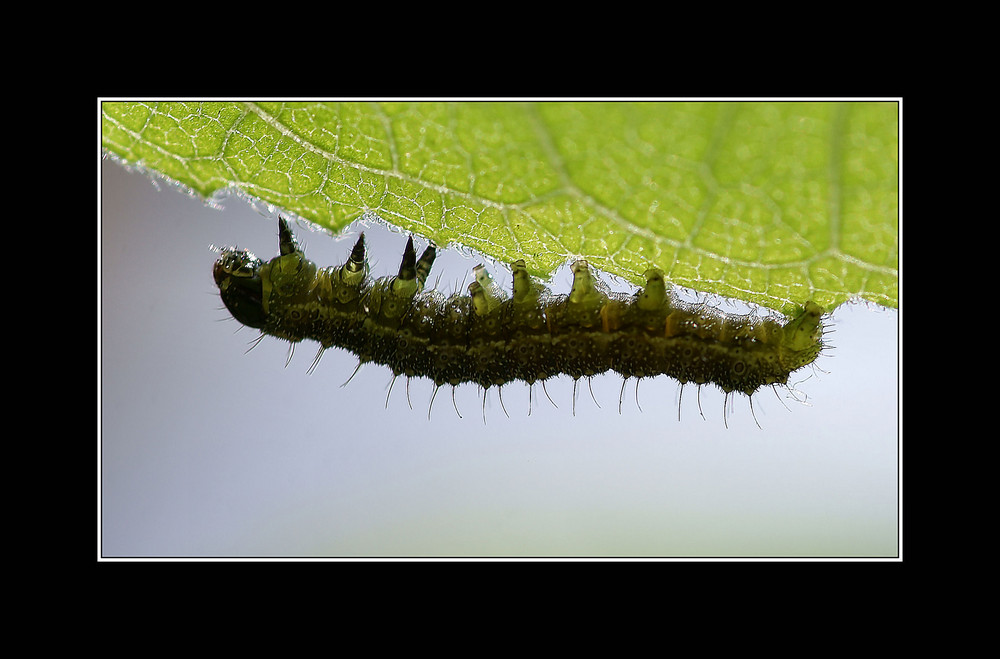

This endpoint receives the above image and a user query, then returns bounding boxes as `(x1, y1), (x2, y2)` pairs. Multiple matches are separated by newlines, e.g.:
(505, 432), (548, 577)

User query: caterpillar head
(214, 248), (267, 329)
(214, 217), (318, 330)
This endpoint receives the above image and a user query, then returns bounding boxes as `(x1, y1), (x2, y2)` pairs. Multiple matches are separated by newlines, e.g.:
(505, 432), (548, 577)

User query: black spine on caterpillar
(214, 218), (826, 396)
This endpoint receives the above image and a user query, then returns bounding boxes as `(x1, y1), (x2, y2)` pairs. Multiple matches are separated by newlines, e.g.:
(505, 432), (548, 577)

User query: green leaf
(102, 100), (898, 314)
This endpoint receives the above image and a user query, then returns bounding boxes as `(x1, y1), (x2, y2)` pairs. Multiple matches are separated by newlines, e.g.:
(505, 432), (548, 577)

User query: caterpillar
(213, 217), (826, 420)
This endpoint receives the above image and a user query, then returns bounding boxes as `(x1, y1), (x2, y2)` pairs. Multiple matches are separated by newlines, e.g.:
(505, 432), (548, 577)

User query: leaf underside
(102, 100), (898, 316)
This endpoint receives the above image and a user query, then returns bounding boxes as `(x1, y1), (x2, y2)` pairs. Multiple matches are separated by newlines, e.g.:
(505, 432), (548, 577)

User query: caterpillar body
(214, 218), (826, 409)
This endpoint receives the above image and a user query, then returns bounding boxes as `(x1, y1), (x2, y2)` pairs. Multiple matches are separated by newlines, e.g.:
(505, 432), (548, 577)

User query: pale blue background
(99, 159), (899, 558)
